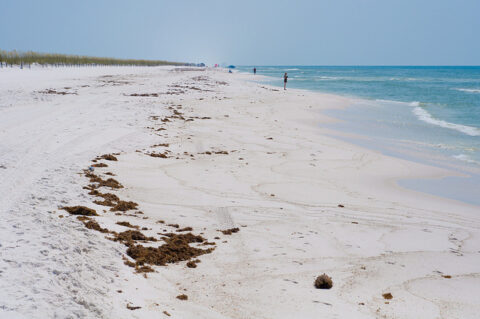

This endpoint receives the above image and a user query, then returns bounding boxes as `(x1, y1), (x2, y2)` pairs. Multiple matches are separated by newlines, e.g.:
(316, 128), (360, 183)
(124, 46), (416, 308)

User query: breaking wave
(454, 88), (480, 93)
(413, 107), (480, 137)
(453, 154), (480, 165)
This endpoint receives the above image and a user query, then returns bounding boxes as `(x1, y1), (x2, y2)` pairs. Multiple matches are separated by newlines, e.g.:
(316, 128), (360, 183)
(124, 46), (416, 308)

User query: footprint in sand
(215, 207), (236, 230)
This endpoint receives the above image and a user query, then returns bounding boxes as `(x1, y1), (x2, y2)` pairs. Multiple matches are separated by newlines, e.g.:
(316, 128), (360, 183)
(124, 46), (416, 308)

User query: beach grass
(0, 49), (186, 67)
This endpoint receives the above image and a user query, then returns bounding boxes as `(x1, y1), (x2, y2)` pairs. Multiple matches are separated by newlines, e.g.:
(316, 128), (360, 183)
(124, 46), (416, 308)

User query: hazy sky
(1, 0), (479, 65)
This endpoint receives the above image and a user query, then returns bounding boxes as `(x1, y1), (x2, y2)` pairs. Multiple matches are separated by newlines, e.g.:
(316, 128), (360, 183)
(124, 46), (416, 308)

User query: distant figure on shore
(253, 67), (256, 75)
(283, 72), (288, 90)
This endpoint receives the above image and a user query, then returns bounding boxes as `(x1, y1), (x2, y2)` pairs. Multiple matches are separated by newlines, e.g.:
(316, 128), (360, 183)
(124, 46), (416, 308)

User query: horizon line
(237, 65), (480, 67)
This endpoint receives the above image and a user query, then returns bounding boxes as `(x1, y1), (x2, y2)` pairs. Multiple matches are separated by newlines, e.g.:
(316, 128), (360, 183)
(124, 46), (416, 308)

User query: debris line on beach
(220, 227), (240, 235)
(62, 206), (98, 216)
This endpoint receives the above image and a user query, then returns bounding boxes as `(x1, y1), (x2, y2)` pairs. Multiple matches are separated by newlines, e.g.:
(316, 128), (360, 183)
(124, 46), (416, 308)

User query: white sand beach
(1, 66), (479, 319)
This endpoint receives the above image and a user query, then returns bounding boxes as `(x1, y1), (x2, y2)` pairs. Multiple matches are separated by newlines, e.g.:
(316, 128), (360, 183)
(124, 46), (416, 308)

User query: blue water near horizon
(238, 66), (480, 205)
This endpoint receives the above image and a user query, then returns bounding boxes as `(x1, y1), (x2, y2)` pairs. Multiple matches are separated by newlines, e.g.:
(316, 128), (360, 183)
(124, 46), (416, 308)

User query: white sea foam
(409, 101), (420, 107)
(454, 88), (480, 93)
(413, 107), (480, 137)
(374, 99), (421, 107)
(314, 75), (341, 80)
(375, 98), (404, 104)
(388, 77), (421, 81)
(453, 154), (480, 165)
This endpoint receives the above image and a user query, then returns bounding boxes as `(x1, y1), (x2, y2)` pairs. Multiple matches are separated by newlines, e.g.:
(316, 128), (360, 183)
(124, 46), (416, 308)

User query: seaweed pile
(61, 152), (227, 276)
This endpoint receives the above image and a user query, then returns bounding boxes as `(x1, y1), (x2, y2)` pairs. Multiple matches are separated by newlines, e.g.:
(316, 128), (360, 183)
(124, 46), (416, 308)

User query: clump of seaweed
(75, 216), (110, 233)
(126, 304), (141, 310)
(99, 154), (118, 161)
(114, 230), (158, 244)
(117, 221), (140, 229)
(92, 163), (108, 168)
(149, 152), (168, 158)
(62, 206), (98, 216)
(136, 265), (154, 273)
(161, 232), (205, 243)
(89, 189), (119, 198)
(186, 259), (200, 268)
(123, 256), (136, 267)
(99, 178), (123, 189)
(382, 293), (393, 300)
(92, 192), (120, 207)
(151, 143), (170, 148)
(85, 171), (123, 189)
(314, 274), (333, 289)
(176, 294), (188, 301)
(76, 216), (91, 222)
(126, 233), (213, 267)
(111, 200), (138, 212)
(177, 227), (193, 232)
(220, 228), (240, 235)
(84, 219), (110, 233)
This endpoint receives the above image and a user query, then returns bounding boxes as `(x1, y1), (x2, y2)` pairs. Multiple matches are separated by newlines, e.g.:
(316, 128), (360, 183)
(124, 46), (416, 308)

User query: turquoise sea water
(238, 66), (480, 205)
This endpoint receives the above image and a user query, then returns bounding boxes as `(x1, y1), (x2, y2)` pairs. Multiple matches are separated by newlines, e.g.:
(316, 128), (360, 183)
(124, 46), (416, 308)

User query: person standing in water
(283, 72), (288, 90)
(253, 67), (256, 75)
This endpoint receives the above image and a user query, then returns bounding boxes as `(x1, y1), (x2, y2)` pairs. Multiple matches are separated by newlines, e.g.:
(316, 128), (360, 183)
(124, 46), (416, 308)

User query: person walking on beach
(253, 67), (256, 75)
(283, 72), (288, 90)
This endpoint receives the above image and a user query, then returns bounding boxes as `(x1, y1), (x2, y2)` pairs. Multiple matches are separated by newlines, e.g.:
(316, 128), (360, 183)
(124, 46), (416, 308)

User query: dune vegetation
(0, 49), (186, 67)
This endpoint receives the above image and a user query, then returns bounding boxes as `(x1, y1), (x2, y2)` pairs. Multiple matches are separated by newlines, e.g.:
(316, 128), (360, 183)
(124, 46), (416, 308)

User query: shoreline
(319, 100), (480, 207)
(237, 69), (480, 206)
(1, 66), (479, 318)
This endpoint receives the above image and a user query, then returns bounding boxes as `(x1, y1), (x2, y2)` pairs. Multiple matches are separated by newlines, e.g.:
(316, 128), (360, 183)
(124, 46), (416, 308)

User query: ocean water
(238, 66), (480, 205)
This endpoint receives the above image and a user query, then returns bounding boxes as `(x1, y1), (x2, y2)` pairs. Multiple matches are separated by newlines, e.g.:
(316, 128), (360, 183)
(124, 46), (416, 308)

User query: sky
(1, 0), (479, 66)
